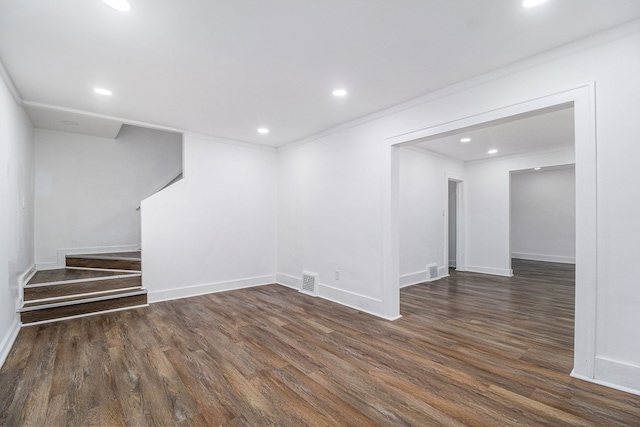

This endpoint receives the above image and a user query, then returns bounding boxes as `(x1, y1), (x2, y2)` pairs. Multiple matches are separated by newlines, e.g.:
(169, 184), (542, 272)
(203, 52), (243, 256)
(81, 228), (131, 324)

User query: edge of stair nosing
(65, 266), (142, 273)
(19, 290), (147, 312)
(21, 304), (150, 326)
(25, 273), (141, 288)
(66, 255), (141, 261)
(24, 286), (145, 306)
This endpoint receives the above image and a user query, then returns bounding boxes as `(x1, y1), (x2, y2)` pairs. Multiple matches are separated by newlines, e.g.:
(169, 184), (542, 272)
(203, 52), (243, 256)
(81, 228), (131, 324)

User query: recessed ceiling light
(94, 87), (113, 96)
(257, 128), (269, 134)
(488, 149), (498, 154)
(103, 0), (131, 12)
(460, 137), (471, 143)
(332, 89), (347, 97)
(522, 0), (548, 8)
(62, 120), (79, 126)
(534, 167), (542, 171)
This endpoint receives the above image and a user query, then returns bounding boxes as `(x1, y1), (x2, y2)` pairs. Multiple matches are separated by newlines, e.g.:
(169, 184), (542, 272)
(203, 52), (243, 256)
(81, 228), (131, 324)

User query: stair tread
(21, 294), (148, 324)
(67, 251), (141, 261)
(24, 275), (142, 301)
(22, 288), (146, 309)
(27, 268), (128, 285)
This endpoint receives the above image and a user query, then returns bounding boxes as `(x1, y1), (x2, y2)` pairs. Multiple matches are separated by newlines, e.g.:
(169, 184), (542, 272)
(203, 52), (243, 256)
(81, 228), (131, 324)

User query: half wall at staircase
(34, 125), (182, 268)
(141, 133), (277, 302)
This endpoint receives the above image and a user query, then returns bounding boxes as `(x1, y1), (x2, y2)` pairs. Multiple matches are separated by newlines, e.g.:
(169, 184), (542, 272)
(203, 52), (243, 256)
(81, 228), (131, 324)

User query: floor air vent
(300, 271), (318, 296)
(426, 263), (439, 281)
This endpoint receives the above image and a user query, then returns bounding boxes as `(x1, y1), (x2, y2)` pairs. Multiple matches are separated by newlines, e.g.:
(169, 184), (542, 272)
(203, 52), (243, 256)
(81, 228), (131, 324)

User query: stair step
(20, 291), (147, 324)
(24, 275), (142, 301)
(66, 254), (141, 271)
(28, 268), (125, 285)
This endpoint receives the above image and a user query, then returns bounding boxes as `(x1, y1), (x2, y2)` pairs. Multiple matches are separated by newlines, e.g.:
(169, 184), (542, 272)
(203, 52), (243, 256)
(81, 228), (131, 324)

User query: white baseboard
(17, 264), (36, 310)
(36, 244), (141, 270)
(275, 273), (300, 290)
(465, 265), (513, 277)
(512, 252), (576, 264)
(571, 356), (640, 397)
(148, 274), (276, 303)
(276, 272), (396, 320)
(400, 270), (427, 288)
(449, 259), (456, 268)
(0, 318), (20, 369)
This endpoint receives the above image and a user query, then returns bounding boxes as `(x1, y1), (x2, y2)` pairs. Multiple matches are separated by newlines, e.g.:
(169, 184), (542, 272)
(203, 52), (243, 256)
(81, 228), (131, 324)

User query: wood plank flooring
(2, 260), (640, 426)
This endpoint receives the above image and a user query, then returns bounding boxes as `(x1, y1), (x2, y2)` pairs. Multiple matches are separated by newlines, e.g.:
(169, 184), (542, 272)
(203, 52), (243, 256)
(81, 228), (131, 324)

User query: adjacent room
(2, 0), (640, 425)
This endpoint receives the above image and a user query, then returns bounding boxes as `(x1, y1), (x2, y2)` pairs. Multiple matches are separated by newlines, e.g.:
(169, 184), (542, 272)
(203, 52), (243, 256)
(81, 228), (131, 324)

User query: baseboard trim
(36, 244), (141, 270)
(465, 265), (513, 277)
(276, 272), (394, 320)
(17, 264), (36, 311)
(0, 318), (20, 369)
(512, 252), (576, 264)
(400, 270), (427, 288)
(148, 275), (277, 303)
(571, 357), (640, 397)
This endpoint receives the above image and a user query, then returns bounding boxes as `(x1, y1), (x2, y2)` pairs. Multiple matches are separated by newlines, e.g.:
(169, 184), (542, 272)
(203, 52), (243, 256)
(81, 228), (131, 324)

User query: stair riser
(21, 294), (147, 324)
(24, 276), (142, 301)
(66, 258), (141, 271)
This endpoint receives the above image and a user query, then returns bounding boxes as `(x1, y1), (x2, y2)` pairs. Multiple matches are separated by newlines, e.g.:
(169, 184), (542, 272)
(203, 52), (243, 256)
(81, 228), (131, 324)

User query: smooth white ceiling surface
(25, 105), (124, 139)
(414, 106), (575, 162)
(1, 1), (640, 146)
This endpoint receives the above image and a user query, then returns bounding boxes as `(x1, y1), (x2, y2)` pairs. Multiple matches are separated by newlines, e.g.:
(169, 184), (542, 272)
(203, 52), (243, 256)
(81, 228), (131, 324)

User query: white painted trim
(36, 244), (141, 270)
(449, 259), (456, 268)
(279, 19), (640, 152)
(512, 252), (575, 264)
(66, 266), (141, 274)
(0, 57), (22, 104)
(317, 283), (399, 321)
(400, 270), (427, 288)
(0, 318), (20, 369)
(21, 304), (150, 327)
(22, 101), (184, 135)
(147, 275), (277, 303)
(278, 272), (399, 320)
(17, 264), (36, 311)
(25, 273), (141, 288)
(402, 145), (465, 165)
(465, 265), (514, 277)
(185, 132), (278, 153)
(571, 357), (640, 397)
(465, 146), (575, 166)
(275, 273), (300, 290)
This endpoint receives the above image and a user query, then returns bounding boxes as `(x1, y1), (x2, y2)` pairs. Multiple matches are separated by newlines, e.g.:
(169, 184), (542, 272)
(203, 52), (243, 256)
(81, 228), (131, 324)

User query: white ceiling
(1, 1), (640, 147)
(413, 104), (575, 162)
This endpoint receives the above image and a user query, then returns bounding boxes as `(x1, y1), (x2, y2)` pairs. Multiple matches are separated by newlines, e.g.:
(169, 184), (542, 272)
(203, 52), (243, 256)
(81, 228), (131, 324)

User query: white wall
(511, 166), (576, 264)
(141, 134), (277, 302)
(0, 65), (34, 366)
(398, 147), (464, 287)
(464, 149), (575, 276)
(278, 25), (640, 392)
(34, 125), (182, 267)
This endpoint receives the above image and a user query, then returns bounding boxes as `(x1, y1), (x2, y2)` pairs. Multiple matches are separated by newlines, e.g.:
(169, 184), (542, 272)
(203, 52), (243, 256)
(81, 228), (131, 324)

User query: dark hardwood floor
(1, 260), (639, 426)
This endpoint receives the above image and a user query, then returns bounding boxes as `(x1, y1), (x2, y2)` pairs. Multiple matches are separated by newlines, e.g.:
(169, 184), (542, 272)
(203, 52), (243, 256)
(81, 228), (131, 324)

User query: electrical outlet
(335, 270), (340, 280)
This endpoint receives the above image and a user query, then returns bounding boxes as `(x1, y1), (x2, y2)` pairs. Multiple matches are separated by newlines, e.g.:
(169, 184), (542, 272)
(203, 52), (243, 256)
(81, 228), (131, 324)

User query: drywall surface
(34, 125), (182, 266)
(279, 27), (640, 391)
(399, 147), (464, 286)
(0, 69), (33, 365)
(511, 166), (576, 263)
(465, 150), (576, 276)
(141, 134), (277, 302)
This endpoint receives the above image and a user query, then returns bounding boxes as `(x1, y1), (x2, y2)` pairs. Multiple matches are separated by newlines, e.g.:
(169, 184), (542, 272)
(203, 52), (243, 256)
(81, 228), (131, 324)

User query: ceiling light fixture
(534, 167), (542, 170)
(103, 0), (131, 12)
(257, 128), (269, 134)
(62, 120), (79, 126)
(94, 87), (113, 96)
(332, 89), (347, 97)
(522, 0), (548, 8)
(488, 149), (498, 154)
(460, 137), (471, 143)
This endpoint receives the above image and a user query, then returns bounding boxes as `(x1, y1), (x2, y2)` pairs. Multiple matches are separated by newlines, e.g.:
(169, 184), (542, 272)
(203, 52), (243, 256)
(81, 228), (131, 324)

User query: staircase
(20, 251), (147, 325)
